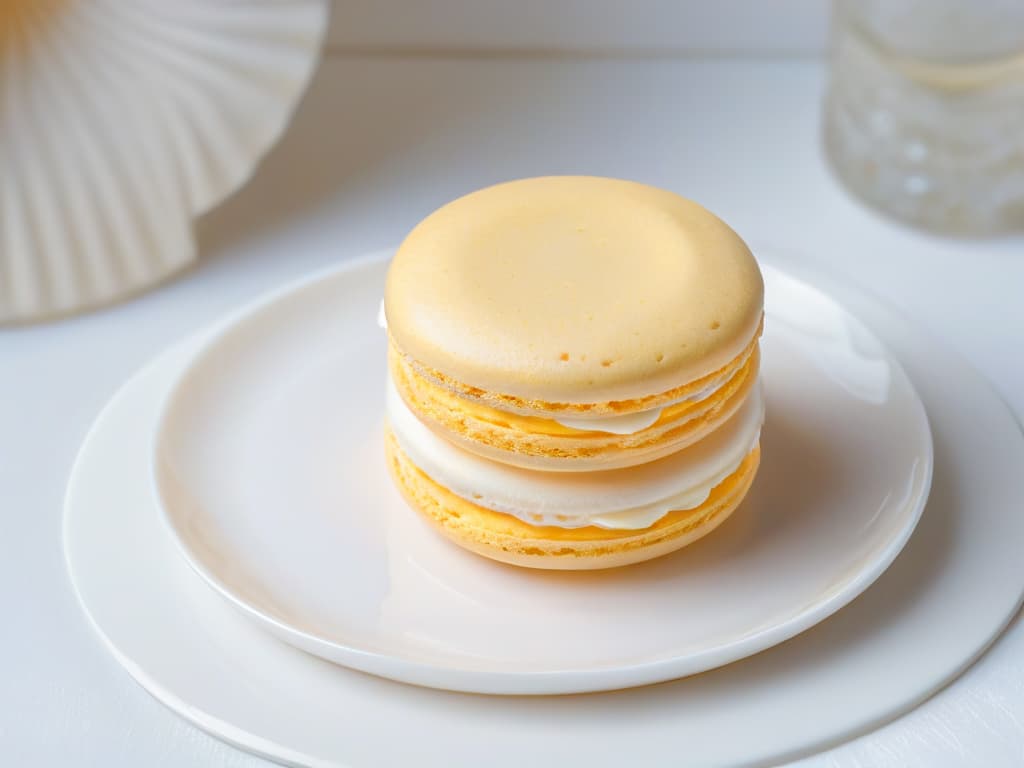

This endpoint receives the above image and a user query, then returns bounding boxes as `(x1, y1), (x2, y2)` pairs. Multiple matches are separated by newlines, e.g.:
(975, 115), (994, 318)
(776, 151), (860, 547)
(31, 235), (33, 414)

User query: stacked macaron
(383, 176), (765, 569)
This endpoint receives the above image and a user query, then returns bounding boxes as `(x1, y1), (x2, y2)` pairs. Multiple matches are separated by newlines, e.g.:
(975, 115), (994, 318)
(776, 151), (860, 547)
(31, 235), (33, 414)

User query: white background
(4, 2), (1024, 766)
(327, 0), (830, 54)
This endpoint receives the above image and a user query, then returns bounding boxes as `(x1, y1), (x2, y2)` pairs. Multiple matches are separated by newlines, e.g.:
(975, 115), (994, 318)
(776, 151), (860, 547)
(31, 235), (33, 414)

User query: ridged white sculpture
(0, 0), (328, 323)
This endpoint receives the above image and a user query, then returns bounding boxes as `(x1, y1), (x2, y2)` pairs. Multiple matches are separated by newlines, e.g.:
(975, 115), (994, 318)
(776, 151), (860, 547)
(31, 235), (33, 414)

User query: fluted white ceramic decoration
(0, 0), (328, 323)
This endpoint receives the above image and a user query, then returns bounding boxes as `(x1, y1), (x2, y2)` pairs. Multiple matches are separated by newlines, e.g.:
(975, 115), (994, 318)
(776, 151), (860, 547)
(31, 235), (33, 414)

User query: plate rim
(150, 252), (934, 695)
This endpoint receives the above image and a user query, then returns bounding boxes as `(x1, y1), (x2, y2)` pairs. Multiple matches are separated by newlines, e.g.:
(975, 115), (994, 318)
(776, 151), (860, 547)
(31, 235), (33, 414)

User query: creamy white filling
(387, 375), (764, 530)
(553, 409), (663, 435)
(549, 364), (740, 435)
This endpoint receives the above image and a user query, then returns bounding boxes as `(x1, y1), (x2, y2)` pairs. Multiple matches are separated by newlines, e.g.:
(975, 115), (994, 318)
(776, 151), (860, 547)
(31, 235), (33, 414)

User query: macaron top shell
(385, 176), (763, 404)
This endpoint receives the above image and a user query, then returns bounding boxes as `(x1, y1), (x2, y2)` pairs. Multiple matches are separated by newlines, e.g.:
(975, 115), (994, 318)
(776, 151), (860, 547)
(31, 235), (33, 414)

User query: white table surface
(4, 54), (1024, 767)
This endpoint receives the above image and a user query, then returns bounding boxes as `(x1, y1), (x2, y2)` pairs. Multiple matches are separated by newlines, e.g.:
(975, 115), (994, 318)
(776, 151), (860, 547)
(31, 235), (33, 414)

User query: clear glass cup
(823, 0), (1024, 234)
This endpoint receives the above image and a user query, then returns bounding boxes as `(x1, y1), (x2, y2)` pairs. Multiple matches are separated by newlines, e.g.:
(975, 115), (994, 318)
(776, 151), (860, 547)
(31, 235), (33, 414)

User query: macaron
(382, 177), (765, 569)
(385, 373), (763, 569)
(384, 176), (764, 471)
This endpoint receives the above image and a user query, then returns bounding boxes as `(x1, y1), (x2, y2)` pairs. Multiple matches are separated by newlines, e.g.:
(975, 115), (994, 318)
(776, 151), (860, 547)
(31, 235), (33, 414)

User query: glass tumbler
(823, 0), (1024, 234)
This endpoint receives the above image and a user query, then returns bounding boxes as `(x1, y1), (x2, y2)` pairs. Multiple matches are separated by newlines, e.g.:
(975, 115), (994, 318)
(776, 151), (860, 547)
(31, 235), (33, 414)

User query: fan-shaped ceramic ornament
(0, 0), (329, 323)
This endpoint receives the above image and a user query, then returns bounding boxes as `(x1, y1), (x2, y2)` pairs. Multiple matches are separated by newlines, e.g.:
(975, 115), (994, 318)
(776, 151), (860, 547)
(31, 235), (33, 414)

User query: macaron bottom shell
(385, 428), (760, 570)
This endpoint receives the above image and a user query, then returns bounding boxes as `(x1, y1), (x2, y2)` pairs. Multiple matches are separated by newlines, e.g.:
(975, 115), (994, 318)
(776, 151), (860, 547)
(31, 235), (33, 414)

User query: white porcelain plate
(152, 254), (932, 695)
(66, 252), (1024, 767)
